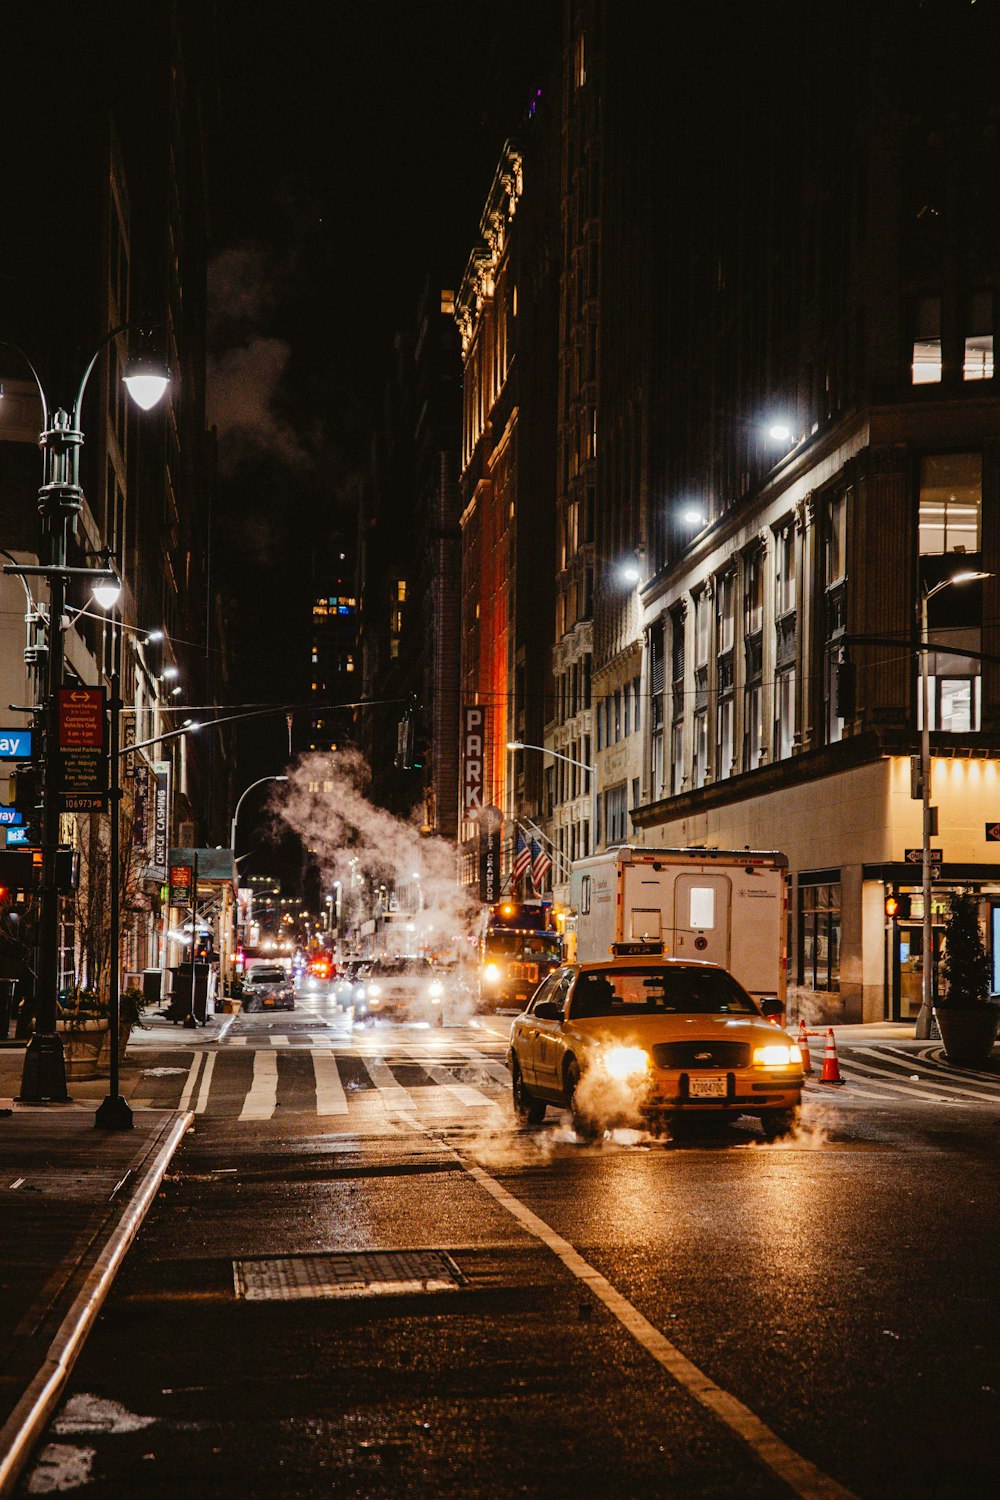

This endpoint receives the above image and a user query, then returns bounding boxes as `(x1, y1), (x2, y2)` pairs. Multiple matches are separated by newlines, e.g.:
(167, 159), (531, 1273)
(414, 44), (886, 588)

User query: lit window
(912, 295), (942, 384)
(918, 453), (981, 554)
(396, 580), (407, 602)
(574, 30), (586, 87)
(441, 289), (455, 316)
(964, 292), (993, 381)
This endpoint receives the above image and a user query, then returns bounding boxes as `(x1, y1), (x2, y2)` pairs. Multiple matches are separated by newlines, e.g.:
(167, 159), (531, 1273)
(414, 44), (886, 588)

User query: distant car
(353, 957), (448, 1025)
(242, 963), (295, 1013)
(508, 958), (803, 1138)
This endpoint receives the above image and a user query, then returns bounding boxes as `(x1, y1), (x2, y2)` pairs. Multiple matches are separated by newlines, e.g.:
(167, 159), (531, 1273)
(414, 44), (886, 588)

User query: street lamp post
(230, 774), (289, 857)
(2, 331), (168, 1104)
(229, 774), (288, 986)
(506, 740), (593, 882)
(913, 570), (991, 1040)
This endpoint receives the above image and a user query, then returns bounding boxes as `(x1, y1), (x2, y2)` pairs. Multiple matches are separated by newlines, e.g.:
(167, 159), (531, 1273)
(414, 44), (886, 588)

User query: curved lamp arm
(0, 338), (49, 429)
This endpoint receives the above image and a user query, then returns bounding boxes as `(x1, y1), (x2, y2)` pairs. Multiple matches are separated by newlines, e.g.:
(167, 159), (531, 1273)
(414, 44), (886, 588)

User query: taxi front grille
(652, 1040), (751, 1069)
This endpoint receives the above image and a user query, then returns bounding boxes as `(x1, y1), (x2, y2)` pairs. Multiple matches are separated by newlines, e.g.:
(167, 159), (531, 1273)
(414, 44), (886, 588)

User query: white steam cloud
(274, 749), (479, 963)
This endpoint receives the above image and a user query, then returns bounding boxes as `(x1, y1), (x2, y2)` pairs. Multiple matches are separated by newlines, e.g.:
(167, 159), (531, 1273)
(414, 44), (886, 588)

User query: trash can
(169, 964), (210, 1024)
(0, 979), (16, 1040)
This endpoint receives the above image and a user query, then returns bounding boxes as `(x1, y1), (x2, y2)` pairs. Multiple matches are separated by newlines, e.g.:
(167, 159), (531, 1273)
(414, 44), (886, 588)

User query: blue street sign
(0, 808), (24, 826)
(6, 827), (30, 845)
(0, 730), (32, 759)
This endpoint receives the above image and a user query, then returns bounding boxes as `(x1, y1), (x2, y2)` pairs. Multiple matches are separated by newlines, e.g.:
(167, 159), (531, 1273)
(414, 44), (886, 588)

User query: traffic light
(10, 764), (38, 814)
(885, 889), (899, 919)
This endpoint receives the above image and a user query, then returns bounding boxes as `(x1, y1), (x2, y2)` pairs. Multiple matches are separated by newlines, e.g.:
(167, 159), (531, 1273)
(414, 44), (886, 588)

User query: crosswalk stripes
(137, 1037), (999, 1121)
(312, 1050), (348, 1115)
(239, 1050), (278, 1120)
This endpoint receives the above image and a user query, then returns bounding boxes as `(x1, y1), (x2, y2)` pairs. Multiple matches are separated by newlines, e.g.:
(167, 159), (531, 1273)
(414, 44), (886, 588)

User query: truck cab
(478, 899), (563, 1011)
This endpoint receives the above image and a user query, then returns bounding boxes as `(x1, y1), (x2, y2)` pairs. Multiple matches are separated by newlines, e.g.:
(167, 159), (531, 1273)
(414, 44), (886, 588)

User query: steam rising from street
(274, 749), (479, 961)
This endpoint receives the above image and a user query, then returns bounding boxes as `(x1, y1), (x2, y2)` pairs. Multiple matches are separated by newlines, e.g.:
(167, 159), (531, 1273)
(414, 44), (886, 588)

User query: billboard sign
(478, 804), (503, 904)
(462, 705), (486, 814)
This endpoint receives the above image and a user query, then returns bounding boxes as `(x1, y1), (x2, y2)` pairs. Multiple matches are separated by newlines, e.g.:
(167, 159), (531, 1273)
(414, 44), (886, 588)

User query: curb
(0, 1110), (194, 1498)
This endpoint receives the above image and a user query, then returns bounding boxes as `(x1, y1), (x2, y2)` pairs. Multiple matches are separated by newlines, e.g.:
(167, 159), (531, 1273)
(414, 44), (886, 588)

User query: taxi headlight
(428, 980), (444, 999)
(483, 963), (501, 985)
(602, 1045), (650, 1079)
(368, 982), (382, 997)
(753, 1043), (802, 1068)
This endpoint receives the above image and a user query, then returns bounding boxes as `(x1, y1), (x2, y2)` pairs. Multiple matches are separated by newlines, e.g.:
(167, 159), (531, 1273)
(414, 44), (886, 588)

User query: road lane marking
(442, 1042), (512, 1087)
(312, 1051), (348, 1115)
(269, 1035), (289, 1047)
(859, 1046), (1000, 1098)
(462, 1160), (857, 1500)
(178, 1053), (203, 1112)
(227, 1034), (248, 1046)
(239, 1051), (278, 1121)
(401, 1047), (501, 1109)
(361, 1056), (418, 1112)
(195, 1053), (215, 1114)
(840, 1056), (993, 1105)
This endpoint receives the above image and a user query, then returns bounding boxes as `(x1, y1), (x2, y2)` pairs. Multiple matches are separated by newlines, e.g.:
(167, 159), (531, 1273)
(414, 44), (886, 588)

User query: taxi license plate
(264, 998), (276, 1007)
(689, 1076), (727, 1099)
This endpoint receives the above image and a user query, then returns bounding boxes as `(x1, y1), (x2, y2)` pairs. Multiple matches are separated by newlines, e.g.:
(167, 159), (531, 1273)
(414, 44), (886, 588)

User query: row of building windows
(912, 292), (994, 385)
(595, 676), (641, 750)
(648, 450), (985, 800)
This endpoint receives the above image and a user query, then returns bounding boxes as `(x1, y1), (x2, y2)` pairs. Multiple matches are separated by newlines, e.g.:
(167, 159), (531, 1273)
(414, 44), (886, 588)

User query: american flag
(530, 837), (552, 892)
(511, 828), (532, 883)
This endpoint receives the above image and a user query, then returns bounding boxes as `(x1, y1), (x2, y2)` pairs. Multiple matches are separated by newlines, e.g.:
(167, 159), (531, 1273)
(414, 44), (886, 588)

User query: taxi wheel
(511, 1061), (546, 1126)
(760, 1108), (800, 1141)
(564, 1059), (600, 1141)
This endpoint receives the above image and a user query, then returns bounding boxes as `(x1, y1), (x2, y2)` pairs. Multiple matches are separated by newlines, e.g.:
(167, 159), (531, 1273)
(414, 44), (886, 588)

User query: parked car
(242, 963), (295, 1013)
(508, 958), (804, 1138)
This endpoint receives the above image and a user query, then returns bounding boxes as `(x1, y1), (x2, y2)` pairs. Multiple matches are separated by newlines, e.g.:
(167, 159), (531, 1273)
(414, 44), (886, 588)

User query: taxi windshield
(568, 966), (758, 1018)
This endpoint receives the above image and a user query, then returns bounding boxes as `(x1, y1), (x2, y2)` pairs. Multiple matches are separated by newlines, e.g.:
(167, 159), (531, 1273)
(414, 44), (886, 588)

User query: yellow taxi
(509, 956), (803, 1138)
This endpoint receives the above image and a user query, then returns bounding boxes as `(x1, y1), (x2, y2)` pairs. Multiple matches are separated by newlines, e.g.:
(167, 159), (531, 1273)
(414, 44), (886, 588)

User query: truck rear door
(673, 873), (732, 968)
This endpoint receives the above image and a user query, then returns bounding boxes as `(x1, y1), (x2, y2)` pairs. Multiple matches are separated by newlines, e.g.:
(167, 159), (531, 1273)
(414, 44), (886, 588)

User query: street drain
(232, 1249), (466, 1301)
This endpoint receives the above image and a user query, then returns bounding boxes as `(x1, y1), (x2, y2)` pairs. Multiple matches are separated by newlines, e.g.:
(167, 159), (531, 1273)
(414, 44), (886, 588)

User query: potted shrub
(934, 891), (999, 1067)
(56, 988), (108, 1080)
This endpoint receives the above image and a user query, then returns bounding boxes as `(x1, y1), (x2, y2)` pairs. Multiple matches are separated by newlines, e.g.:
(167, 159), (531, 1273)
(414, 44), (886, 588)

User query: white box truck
(568, 846), (788, 1007)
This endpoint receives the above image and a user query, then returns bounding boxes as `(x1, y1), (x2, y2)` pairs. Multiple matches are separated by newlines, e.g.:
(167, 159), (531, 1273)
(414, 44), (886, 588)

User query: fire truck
(478, 898), (563, 1011)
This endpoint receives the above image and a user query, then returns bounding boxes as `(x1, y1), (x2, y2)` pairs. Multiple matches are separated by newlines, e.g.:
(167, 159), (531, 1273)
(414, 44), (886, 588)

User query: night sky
(211, 1), (559, 876)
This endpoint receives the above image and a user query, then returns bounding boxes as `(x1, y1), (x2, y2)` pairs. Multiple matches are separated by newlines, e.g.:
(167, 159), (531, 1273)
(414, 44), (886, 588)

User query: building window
(670, 721), (684, 796)
(912, 295), (942, 384)
(775, 669), (795, 760)
(605, 782), (628, 844)
(633, 676), (641, 732)
(596, 698), (604, 751)
(918, 453), (982, 554)
(799, 881), (841, 991)
(692, 709), (708, 789)
(823, 492), (849, 745)
(716, 570), (735, 654)
(964, 292), (993, 382)
(716, 696), (733, 781)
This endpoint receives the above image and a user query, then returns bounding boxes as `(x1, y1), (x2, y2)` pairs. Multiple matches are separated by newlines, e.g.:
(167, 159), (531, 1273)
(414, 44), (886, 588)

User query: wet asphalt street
(17, 991), (1000, 1500)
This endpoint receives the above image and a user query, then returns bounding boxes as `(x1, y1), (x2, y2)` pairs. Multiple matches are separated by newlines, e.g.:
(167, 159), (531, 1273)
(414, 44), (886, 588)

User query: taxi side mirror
(534, 1000), (563, 1022)
(760, 997), (784, 1021)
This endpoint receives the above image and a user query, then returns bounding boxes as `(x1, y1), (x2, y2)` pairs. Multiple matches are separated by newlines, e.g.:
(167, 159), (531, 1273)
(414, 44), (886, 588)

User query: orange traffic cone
(797, 1018), (813, 1075)
(819, 1027), (844, 1085)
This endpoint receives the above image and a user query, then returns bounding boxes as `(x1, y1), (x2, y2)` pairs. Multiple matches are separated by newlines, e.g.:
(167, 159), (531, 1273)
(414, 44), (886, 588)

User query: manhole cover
(232, 1249), (465, 1300)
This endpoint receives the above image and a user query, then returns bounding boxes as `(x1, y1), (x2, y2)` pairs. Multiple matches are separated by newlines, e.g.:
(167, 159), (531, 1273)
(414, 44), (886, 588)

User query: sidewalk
(0, 1106), (191, 1494)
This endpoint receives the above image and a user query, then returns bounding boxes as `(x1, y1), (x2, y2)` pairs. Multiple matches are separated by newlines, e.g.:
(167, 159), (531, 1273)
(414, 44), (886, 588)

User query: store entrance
(892, 922), (946, 1023)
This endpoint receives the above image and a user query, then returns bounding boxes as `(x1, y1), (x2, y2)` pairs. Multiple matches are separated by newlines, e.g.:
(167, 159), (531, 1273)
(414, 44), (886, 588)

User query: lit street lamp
(506, 740), (592, 882)
(230, 774), (289, 857)
(2, 329), (168, 1106)
(913, 569), (991, 1040)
